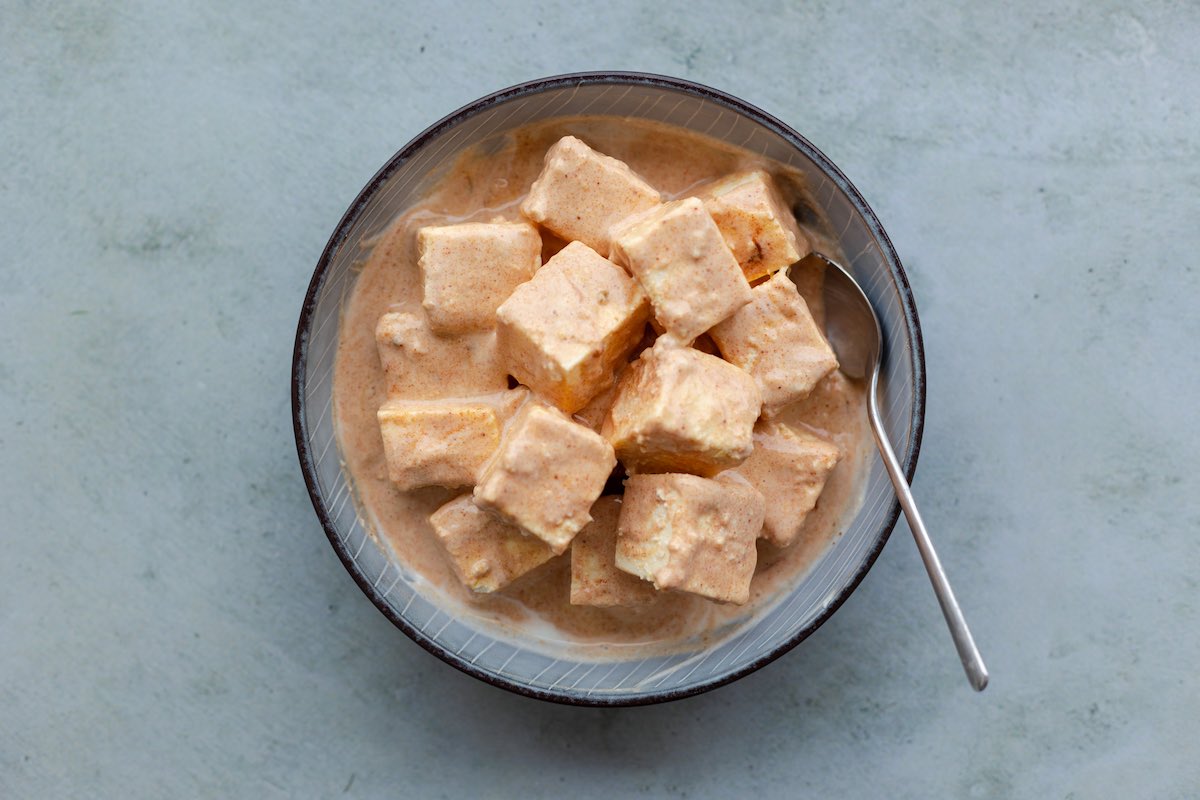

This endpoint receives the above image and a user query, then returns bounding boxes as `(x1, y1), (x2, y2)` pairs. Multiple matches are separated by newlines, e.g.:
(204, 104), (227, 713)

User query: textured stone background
(2, 1), (1197, 797)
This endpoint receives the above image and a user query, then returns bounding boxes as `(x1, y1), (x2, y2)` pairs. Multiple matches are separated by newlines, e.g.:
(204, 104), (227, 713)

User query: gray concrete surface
(2, 1), (1197, 797)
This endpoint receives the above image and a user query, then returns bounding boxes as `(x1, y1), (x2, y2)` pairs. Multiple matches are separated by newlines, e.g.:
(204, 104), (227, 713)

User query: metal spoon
(807, 252), (989, 692)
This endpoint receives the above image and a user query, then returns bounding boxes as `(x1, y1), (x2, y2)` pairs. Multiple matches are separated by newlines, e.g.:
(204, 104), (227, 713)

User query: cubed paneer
(570, 496), (658, 607)
(709, 269), (838, 415)
(610, 197), (752, 342)
(496, 241), (650, 413)
(615, 473), (765, 604)
(429, 494), (556, 593)
(603, 342), (761, 476)
(699, 170), (810, 282)
(417, 221), (541, 334)
(375, 311), (508, 400)
(474, 403), (616, 553)
(734, 420), (841, 547)
(520, 136), (661, 256)
(377, 399), (501, 490)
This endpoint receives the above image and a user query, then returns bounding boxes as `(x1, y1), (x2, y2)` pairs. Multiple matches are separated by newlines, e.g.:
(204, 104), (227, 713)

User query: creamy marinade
(332, 116), (872, 655)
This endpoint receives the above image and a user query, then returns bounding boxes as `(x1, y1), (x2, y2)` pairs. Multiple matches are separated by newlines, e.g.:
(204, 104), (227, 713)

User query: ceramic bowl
(292, 72), (925, 705)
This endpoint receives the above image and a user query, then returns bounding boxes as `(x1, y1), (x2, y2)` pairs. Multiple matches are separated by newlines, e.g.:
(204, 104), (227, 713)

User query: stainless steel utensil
(809, 252), (989, 691)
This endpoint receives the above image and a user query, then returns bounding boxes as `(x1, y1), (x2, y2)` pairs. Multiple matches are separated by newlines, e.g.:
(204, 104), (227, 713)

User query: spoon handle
(867, 377), (990, 692)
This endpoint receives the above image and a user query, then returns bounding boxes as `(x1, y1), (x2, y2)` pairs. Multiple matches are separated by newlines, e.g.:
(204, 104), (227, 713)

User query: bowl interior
(293, 74), (923, 705)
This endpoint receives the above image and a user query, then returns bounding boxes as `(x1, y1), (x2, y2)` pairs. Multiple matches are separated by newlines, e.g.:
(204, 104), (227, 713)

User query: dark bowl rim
(292, 70), (926, 708)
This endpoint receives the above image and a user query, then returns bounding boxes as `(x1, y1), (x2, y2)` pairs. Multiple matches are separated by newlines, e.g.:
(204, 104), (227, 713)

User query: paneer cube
(615, 473), (765, 604)
(429, 494), (556, 593)
(709, 269), (838, 416)
(603, 342), (761, 476)
(417, 221), (541, 334)
(734, 420), (842, 547)
(474, 403), (616, 553)
(377, 399), (501, 490)
(610, 197), (752, 342)
(699, 170), (810, 282)
(375, 311), (508, 400)
(496, 241), (650, 413)
(570, 496), (658, 607)
(520, 136), (661, 257)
